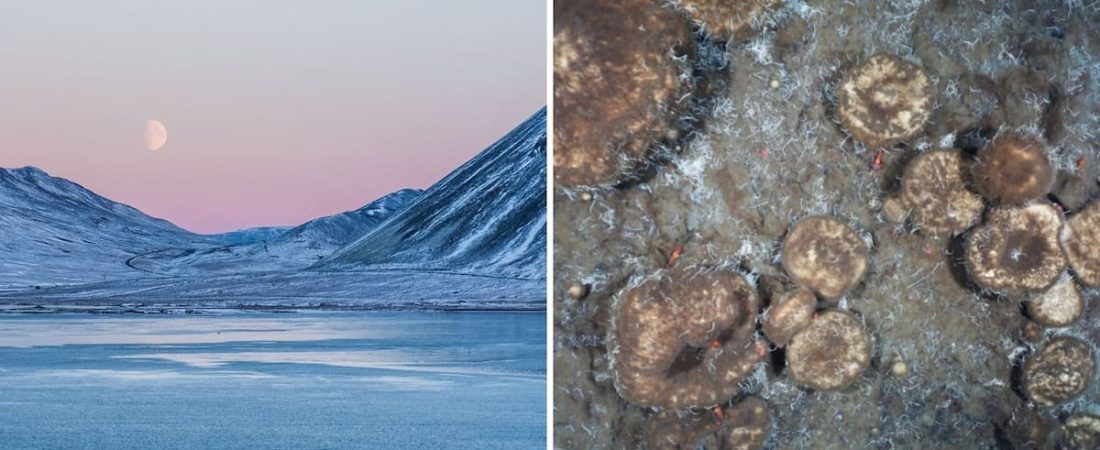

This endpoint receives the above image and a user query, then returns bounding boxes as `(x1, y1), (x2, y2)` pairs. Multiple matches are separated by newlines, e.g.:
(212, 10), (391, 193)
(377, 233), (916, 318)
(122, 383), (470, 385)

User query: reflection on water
(0, 311), (545, 450)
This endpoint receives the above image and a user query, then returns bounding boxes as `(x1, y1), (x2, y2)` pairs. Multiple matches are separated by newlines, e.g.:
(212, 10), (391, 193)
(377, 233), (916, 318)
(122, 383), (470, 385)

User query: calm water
(0, 311), (545, 450)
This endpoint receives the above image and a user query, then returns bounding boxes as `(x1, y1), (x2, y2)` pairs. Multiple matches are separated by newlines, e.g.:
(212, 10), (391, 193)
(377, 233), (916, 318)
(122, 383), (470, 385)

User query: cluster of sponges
(763, 216), (873, 390)
(609, 268), (763, 409)
(553, 0), (695, 187)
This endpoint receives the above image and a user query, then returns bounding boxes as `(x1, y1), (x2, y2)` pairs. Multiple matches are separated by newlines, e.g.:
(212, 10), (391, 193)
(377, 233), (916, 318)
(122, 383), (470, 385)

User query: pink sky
(0, 1), (545, 233)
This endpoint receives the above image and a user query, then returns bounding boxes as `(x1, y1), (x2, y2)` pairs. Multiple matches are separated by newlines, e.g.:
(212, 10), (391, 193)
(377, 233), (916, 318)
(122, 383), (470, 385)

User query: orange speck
(755, 342), (767, 358)
(710, 339), (722, 349)
(713, 406), (725, 422)
(1078, 157), (1087, 174)
(668, 244), (684, 267)
(759, 148), (769, 159)
(922, 244), (935, 258)
(871, 150), (885, 171)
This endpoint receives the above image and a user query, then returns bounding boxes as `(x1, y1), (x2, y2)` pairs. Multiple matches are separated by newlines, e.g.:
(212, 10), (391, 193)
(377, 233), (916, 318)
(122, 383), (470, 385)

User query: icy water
(0, 311), (545, 450)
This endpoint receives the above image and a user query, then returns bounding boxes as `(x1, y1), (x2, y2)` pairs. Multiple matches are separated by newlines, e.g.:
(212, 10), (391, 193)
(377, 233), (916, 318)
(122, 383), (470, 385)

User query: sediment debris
(1061, 200), (1100, 287)
(643, 397), (770, 450)
(837, 54), (933, 147)
(1022, 336), (1094, 406)
(899, 149), (985, 236)
(973, 131), (1053, 206)
(609, 268), (763, 408)
(786, 309), (871, 390)
(781, 216), (868, 302)
(965, 203), (1067, 296)
(553, 0), (695, 187)
(1061, 414), (1100, 450)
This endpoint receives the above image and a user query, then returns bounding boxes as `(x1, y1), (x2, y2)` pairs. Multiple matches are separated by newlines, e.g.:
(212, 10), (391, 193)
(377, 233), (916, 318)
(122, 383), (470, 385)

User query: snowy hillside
(128, 189), (422, 274)
(320, 108), (547, 279)
(0, 167), (220, 286)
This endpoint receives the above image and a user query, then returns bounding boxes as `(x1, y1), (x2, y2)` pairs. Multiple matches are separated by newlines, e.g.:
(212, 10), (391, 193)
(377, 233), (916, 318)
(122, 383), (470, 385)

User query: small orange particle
(871, 150), (885, 171)
(755, 342), (767, 358)
(711, 339), (722, 349)
(1078, 157), (1087, 174)
(668, 244), (684, 267)
(922, 244), (935, 258)
(713, 406), (725, 422)
(759, 148), (769, 159)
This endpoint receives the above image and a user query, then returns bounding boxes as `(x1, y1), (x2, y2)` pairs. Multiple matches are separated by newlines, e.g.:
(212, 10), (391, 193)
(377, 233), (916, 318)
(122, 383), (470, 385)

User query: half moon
(145, 120), (167, 151)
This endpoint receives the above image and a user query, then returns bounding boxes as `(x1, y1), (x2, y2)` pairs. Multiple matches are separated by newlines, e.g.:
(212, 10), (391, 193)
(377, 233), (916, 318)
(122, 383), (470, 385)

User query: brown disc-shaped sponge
(1062, 414), (1100, 450)
(781, 216), (869, 302)
(1022, 336), (1094, 406)
(965, 203), (1067, 296)
(677, 0), (780, 42)
(1027, 274), (1083, 328)
(1062, 200), (1100, 287)
(762, 288), (816, 347)
(610, 268), (763, 408)
(837, 54), (933, 147)
(554, 0), (695, 187)
(900, 149), (985, 236)
(973, 132), (1053, 205)
(787, 310), (871, 390)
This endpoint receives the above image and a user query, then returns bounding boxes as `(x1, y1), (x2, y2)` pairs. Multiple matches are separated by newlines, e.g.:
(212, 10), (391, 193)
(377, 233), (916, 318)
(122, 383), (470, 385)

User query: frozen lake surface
(0, 311), (545, 450)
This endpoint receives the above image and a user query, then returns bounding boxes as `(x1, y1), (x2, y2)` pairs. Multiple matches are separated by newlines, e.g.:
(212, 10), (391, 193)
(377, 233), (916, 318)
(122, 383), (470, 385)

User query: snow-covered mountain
(320, 107), (546, 279)
(127, 189), (422, 274)
(0, 166), (220, 286)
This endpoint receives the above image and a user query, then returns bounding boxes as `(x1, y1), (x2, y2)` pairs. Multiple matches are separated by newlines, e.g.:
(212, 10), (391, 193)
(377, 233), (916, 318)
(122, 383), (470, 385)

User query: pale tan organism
(781, 216), (869, 303)
(1061, 200), (1100, 287)
(1061, 414), (1100, 450)
(762, 288), (816, 347)
(837, 54), (933, 147)
(676, 0), (780, 41)
(899, 149), (985, 236)
(1022, 337), (1095, 406)
(609, 269), (763, 408)
(973, 132), (1054, 205)
(786, 310), (872, 390)
(553, 0), (695, 187)
(965, 203), (1067, 296)
(1027, 275), (1083, 327)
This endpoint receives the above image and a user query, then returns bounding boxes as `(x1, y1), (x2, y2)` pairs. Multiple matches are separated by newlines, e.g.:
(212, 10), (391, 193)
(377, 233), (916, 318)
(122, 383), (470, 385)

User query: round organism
(881, 195), (909, 224)
(554, 0), (695, 187)
(787, 310), (872, 390)
(1026, 275), (1083, 328)
(677, 0), (779, 41)
(973, 132), (1053, 205)
(837, 54), (933, 147)
(965, 203), (1067, 296)
(1061, 414), (1100, 450)
(1062, 200), (1100, 287)
(762, 288), (816, 347)
(1022, 336), (1094, 406)
(900, 149), (985, 236)
(781, 216), (869, 302)
(610, 268), (763, 408)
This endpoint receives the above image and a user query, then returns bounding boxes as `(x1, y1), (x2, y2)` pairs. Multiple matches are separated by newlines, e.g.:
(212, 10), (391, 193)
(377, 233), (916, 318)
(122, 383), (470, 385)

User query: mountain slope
(320, 108), (546, 278)
(128, 189), (422, 274)
(0, 167), (219, 286)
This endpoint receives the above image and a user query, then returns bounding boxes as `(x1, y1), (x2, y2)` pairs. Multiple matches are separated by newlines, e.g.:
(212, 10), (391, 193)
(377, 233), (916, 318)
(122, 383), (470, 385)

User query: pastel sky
(0, 1), (545, 233)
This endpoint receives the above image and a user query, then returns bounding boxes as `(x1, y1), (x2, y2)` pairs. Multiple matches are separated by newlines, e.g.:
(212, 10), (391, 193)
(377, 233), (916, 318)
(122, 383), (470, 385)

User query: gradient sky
(0, 1), (545, 233)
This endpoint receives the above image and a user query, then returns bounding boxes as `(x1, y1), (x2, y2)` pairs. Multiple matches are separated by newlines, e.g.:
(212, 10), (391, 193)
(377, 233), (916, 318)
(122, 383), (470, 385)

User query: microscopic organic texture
(837, 54), (933, 147)
(965, 203), (1067, 296)
(553, 0), (695, 187)
(1022, 337), (1095, 406)
(677, 0), (781, 41)
(786, 310), (872, 391)
(609, 269), (762, 408)
(781, 216), (868, 302)
(900, 149), (984, 236)
(1061, 414), (1100, 450)
(1061, 200), (1100, 287)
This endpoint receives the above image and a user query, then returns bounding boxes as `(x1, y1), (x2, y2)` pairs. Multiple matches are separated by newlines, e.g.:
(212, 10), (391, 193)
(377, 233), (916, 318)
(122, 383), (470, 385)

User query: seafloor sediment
(553, 1), (1100, 449)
